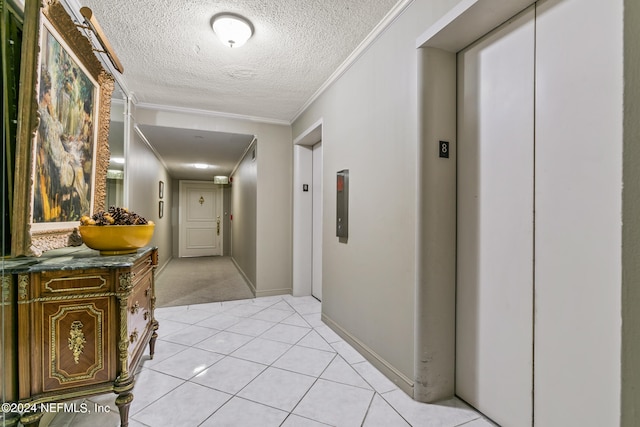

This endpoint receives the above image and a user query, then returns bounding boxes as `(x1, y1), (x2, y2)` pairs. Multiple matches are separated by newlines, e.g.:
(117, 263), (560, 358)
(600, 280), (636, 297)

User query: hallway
(154, 256), (254, 307)
(44, 295), (493, 427)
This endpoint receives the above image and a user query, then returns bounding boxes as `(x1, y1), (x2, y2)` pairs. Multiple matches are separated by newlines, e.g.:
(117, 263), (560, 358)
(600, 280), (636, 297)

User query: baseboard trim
(321, 313), (414, 396)
(229, 258), (292, 298)
(156, 256), (171, 277)
(256, 288), (293, 298)
(230, 257), (256, 296)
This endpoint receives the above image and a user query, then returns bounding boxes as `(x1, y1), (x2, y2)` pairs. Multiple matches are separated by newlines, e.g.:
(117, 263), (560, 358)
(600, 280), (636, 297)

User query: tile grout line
(134, 296), (474, 427)
(359, 391), (378, 427)
(194, 296), (330, 426)
(279, 352), (339, 426)
(48, 295), (484, 426)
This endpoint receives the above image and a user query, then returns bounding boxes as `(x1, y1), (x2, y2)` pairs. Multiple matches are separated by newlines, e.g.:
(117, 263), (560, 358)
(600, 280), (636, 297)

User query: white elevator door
(456, 6), (535, 426)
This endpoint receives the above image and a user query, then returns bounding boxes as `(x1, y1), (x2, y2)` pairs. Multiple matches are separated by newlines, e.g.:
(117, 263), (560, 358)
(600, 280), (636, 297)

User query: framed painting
(12, 0), (114, 256)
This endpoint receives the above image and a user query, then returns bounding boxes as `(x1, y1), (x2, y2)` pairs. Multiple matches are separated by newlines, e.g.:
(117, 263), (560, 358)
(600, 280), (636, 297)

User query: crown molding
(230, 136), (257, 178)
(290, 0), (415, 123)
(133, 124), (170, 171)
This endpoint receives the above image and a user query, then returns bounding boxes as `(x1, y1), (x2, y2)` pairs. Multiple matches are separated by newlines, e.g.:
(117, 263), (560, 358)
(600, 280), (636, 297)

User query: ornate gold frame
(12, 0), (114, 256)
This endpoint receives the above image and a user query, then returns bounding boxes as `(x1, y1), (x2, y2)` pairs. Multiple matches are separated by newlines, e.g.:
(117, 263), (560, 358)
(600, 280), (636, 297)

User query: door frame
(311, 141), (323, 300)
(413, 0), (537, 403)
(292, 119), (323, 297)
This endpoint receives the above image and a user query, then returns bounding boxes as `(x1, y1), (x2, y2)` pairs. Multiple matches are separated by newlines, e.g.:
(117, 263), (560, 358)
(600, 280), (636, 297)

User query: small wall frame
(12, 0), (114, 256)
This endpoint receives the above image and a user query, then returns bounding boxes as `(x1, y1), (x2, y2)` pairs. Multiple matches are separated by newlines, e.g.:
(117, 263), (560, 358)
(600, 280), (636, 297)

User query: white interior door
(179, 181), (222, 257)
(456, 6), (535, 426)
(312, 142), (323, 300)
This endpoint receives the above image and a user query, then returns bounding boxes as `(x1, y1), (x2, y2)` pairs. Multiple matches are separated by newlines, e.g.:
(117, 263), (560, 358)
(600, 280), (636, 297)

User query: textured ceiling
(66, 0), (403, 179)
(75, 0), (401, 121)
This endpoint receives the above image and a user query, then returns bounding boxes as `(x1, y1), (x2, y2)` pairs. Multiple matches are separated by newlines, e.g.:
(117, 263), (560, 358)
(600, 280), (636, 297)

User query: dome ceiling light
(212, 14), (253, 48)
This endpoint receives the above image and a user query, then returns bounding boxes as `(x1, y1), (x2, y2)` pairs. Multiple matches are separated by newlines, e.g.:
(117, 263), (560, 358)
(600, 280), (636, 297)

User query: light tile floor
(44, 295), (496, 427)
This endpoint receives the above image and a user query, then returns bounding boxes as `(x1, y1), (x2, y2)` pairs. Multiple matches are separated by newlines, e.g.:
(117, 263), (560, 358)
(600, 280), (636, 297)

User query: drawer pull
(129, 329), (139, 344)
(145, 287), (151, 297)
(130, 301), (140, 315)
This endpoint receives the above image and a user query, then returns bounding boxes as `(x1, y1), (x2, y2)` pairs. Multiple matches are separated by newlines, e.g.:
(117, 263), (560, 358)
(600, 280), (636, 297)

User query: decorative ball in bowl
(79, 207), (155, 255)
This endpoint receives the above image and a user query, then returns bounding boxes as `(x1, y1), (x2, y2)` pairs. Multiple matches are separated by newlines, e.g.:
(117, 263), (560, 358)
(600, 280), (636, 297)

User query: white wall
(133, 107), (293, 296)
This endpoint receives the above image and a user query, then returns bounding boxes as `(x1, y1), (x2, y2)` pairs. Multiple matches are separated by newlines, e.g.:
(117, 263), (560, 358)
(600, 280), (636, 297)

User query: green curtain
(1, 0), (23, 256)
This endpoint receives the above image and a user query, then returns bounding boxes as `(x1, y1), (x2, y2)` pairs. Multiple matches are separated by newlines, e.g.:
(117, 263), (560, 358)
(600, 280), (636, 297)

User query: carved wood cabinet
(2, 246), (158, 427)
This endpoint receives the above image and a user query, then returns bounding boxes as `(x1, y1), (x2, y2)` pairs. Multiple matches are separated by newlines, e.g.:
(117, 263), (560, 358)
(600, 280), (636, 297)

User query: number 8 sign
(439, 141), (450, 158)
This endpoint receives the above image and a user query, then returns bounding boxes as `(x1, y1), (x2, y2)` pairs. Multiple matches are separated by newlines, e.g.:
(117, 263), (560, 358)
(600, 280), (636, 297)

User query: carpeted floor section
(155, 256), (254, 307)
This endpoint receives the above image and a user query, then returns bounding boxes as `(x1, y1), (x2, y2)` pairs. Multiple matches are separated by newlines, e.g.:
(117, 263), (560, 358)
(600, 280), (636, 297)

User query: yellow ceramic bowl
(79, 224), (155, 255)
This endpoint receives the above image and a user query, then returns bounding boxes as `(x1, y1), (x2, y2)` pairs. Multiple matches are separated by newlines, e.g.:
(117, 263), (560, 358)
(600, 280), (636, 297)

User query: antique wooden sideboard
(1, 246), (159, 427)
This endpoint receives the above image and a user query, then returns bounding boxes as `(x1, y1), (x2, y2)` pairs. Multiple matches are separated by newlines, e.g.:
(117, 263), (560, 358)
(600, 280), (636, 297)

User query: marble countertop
(1, 245), (156, 273)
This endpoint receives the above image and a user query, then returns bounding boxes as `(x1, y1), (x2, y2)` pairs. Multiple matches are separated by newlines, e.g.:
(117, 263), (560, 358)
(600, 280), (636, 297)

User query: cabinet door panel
(42, 298), (113, 391)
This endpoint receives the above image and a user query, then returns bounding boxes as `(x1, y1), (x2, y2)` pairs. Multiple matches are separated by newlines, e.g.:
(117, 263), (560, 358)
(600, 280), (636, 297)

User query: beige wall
(294, 1), (633, 424)
(231, 143), (257, 289)
(415, 47), (457, 402)
(292, 0), (462, 393)
(133, 107), (293, 296)
(126, 105), (173, 271)
(255, 131), (296, 296)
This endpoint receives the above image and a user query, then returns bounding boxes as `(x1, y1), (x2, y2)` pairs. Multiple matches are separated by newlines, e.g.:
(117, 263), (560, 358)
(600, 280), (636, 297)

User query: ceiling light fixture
(212, 14), (253, 48)
(194, 163), (209, 169)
